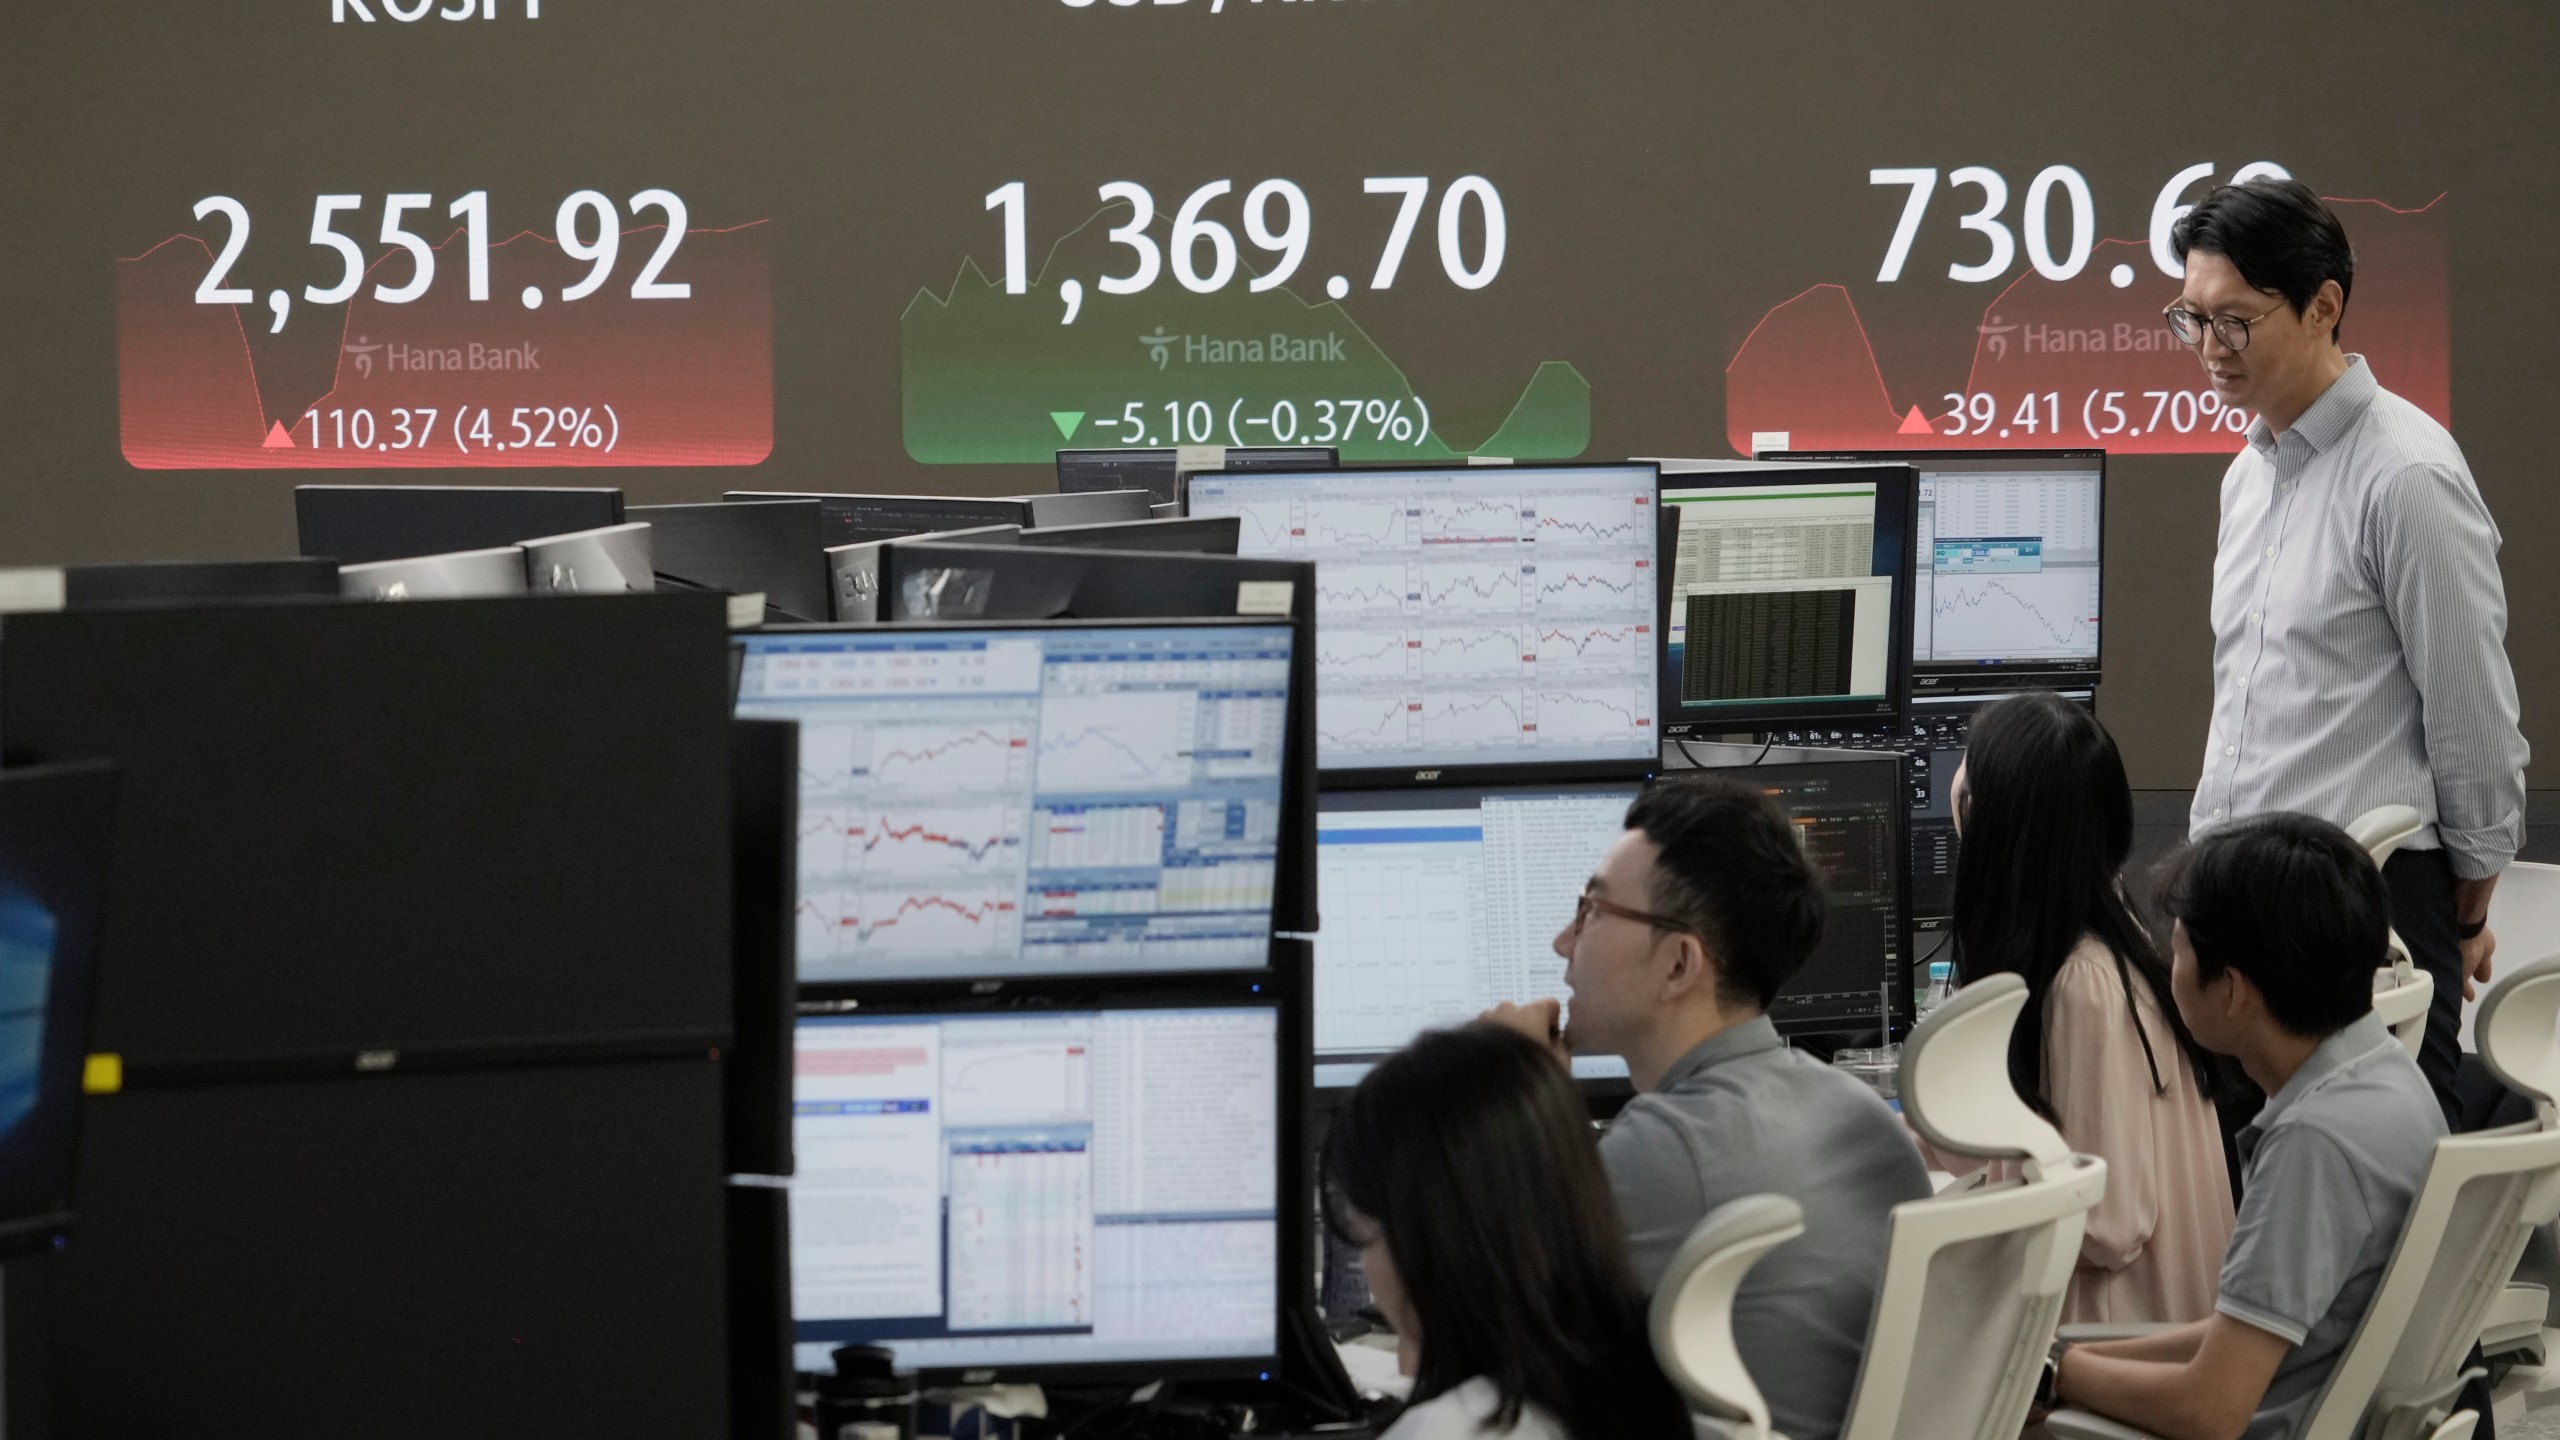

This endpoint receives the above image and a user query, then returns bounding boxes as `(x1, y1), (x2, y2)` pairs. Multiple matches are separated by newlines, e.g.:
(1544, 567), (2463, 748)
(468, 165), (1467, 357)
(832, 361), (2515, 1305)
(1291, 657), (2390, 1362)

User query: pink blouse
(1923, 938), (2234, 1324)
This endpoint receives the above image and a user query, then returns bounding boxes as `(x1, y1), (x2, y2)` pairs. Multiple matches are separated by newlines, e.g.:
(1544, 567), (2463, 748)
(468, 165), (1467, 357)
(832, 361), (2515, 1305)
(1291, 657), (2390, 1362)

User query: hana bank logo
(1141, 329), (1177, 370)
(1978, 314), (2020, 362)
(344, 335), (384, 379)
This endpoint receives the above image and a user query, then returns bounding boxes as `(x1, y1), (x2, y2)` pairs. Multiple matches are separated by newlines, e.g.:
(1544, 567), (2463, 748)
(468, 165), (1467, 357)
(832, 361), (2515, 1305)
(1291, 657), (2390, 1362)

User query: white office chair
(2349, 805), (2435, 1058)
(1650, 1194), (1806, 1440)
(1831, 973), (2109, 1440)
(2049, 954), (2560, 1440)
(2473, 863), (2560, 1050)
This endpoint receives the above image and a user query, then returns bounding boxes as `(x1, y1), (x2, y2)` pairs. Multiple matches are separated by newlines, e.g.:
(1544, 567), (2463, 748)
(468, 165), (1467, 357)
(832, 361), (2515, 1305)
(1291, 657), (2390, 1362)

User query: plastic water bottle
(1918, 960), (1955, 1017)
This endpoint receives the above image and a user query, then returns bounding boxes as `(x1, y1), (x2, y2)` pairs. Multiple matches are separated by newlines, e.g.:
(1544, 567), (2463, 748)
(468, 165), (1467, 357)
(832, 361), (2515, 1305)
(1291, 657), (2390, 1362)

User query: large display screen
(734, 623), (1293, 982)
(792, 1004), (1279, 1375)
(1188, 464), (1658, 772)
(8, 0), (2475, 498)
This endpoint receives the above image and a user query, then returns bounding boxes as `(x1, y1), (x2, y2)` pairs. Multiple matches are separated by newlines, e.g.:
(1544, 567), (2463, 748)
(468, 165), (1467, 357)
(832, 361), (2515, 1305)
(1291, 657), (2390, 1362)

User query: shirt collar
(2240, 1010), (2399, 1145)
(1655, 1014), (1784, 1090)
(2245, 353), (2377, 459)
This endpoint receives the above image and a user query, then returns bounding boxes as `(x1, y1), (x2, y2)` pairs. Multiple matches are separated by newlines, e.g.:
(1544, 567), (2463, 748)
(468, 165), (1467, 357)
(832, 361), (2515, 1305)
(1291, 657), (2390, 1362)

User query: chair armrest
(2043, 1408), (2162, 1440)
(2058, 1322), (2174, 1344)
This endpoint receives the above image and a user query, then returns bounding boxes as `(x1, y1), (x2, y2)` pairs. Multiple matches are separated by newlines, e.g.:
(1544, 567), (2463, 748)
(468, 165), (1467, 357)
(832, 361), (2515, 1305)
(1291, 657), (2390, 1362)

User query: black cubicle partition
(0, 594), (744, 1440)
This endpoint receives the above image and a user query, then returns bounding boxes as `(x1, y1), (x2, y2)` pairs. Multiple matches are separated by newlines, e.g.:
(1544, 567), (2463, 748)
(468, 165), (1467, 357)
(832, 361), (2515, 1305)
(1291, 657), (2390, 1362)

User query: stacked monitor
(789, 998), (1281, 1376)
(1311, 780), (1643, 1086)
(1721, 758), (1912, 1035)
(748, 615), (1310, 1386)
(1655, 463), (1919, 736)
(1188, 462), (1663, 783)
(1763, 449), (2106, 929)
(736, 622), (1299, 984)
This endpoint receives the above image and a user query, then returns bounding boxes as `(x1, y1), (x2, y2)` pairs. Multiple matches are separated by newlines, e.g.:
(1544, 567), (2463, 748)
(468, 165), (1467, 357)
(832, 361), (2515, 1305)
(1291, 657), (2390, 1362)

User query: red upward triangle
(261, 421), (295, 449)
(1896, 404), (1934, 436)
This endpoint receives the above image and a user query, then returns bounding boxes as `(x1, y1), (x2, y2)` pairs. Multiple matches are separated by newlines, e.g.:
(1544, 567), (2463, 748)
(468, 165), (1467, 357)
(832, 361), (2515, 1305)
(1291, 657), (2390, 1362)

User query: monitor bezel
(1187, 460), (1668, 790)
(1765, 448), (2105, 693)
(786, 973), (1295, 1386)
(736, 615), (1307, 989)
(1656, 463), (1919, 739)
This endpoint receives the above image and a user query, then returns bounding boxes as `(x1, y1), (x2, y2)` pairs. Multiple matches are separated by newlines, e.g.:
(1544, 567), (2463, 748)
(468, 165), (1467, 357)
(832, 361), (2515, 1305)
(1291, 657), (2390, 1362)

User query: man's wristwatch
(2036, 1341), (2069, 1409)
(2458, 917), (2489, 941)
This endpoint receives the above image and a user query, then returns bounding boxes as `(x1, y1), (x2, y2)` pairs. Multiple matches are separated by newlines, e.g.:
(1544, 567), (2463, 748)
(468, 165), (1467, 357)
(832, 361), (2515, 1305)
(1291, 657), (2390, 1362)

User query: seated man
(1484, 774), (1929, 1440)
(2050, 813), (2447, 1439)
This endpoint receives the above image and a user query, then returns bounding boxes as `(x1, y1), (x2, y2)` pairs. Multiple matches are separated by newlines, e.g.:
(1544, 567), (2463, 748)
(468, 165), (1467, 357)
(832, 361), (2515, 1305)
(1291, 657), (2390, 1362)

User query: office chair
(2348, 805), (2435, 1058)
(2048, 953), (2560, 1440)
(1832, 974), (2109, 1440)
(1650, 1194), (1807, 1440)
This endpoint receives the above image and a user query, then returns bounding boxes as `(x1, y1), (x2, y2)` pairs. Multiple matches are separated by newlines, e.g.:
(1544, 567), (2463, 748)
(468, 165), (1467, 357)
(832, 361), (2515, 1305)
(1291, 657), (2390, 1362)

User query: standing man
(2178, 178), (2529, 1121)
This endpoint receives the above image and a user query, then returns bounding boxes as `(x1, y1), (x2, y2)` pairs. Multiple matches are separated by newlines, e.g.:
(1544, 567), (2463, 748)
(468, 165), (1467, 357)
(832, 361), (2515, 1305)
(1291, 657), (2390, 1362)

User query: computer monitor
(631, 501), (832, 622)
(1766, 449), (2104, 691)
(1698, 758), (1912, 1038)
(522, 522), (655, 596)
(823, 527), (1022, 623)
(725, 492), (1035, 549)
(337, 546), (529, 600)
(1017, 490), (1153, 529)
(874, 546), (1320, 934)
(1658, 464), (1917, 736)
(1056, 447), (1339, 509)
(733, 620), (1299, 982)
(60, 559), (341, 608)
(1899, 685), (2097, 926)
(1018, 515), (1242, 555)
(789, 995), (1282, 1379)
(1186, 463), (1663, 783)
(1311, 779), (1645, 1089)
(294, 485), (624, 565)
(0, 761), (115, 1254)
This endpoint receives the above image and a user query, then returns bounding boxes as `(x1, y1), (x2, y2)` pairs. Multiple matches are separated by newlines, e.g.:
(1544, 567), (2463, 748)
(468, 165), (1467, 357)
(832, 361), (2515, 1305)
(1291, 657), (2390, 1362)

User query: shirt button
(2251, 612), (2261, 624)
(2264, 546), (2276, 558)
(2225, 745), (2237, 757)
(2212, 807), (2225, 819)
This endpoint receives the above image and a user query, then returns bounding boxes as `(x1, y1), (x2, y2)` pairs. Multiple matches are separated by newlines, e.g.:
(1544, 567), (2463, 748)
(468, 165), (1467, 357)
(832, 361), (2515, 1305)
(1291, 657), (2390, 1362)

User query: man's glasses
(2162, 298), (2289, 352)
(1567, 884), (1694, 941)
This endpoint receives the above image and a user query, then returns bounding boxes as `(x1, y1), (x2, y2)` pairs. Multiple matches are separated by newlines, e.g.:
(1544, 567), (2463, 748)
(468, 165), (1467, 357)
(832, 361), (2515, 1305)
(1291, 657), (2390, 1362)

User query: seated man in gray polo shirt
(2052, 813), (2446, 1439)
(1484, 774), (1930, 1440)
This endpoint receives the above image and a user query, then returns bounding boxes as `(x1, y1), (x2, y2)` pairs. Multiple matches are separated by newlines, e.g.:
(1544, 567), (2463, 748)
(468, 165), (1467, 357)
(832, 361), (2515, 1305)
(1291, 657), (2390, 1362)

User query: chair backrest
(1841, 976), (2108, 1440)
(2489, 864), (2560, 976)
(2296, 955), (2560, 1440)
(2373, 963), (2434, 1060)
(1650, 1194), (1807, 1440)
(2346, 804), (2427, 870)
(2348, 804), (2427, 973)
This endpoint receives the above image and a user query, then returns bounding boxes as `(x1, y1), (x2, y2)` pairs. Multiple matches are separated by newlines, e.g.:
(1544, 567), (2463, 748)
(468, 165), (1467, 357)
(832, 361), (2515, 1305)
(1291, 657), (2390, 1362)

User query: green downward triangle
(1049, 410), (1085, 440)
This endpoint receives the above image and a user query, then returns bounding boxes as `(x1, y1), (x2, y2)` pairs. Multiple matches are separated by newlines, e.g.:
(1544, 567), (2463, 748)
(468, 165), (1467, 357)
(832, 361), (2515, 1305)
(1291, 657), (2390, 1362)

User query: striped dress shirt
(2189, 356), (2529, 879)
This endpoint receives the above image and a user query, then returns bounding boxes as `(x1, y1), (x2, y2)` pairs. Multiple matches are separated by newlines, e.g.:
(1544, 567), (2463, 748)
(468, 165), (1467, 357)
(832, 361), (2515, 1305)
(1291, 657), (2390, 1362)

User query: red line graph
(797, 893), (1019, 944)
(117, 214), (772, 468)
(1721, 193), (2450, 456)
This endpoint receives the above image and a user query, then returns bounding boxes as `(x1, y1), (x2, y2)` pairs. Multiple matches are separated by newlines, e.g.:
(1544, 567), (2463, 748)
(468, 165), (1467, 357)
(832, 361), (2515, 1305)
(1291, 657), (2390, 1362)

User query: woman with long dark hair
(1324, 1024), (1694, 1440)
(1948, 691), (2232, 1324)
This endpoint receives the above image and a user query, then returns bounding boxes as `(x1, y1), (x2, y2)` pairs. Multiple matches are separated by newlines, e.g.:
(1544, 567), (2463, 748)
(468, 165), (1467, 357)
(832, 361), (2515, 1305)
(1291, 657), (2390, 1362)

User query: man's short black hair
(1622, 774), (1825, 1011)
(2170, 178), (2355, 342)
(2158, 813), (2385, 1038)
